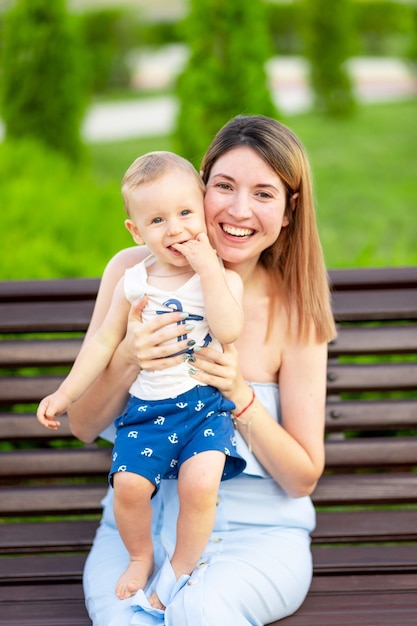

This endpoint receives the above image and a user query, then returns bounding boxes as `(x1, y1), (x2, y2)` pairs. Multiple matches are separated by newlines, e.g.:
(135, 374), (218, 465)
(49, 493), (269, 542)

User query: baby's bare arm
(37, 279), (130, 429)
(174, 233), (244, 343)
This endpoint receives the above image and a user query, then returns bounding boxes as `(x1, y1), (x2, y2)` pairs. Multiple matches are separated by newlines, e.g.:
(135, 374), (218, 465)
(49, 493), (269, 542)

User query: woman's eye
(256, 191), (273, 199)
(217, 182), (232, 190)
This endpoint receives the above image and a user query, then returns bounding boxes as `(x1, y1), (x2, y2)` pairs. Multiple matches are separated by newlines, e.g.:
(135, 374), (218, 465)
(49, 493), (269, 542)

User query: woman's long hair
(201, 115), (336, 343)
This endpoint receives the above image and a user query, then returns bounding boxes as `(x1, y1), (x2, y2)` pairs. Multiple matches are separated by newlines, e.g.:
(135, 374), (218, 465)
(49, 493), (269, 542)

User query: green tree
(301, 0), (356, 117)
(174, 0), (277, 166)
(0, 0), (87, 160)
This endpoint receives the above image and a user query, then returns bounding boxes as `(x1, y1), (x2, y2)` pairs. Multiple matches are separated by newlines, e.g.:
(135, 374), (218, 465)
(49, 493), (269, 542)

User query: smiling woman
(66, 114), (336, 626)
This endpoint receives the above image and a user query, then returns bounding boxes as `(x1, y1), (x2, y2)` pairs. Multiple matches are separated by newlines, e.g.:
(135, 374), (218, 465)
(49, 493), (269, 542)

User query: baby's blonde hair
(122, 151), (205, 216)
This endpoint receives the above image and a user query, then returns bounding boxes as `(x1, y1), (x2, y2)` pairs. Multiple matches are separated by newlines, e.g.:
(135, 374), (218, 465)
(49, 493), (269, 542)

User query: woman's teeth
(222, 225), (254, 237)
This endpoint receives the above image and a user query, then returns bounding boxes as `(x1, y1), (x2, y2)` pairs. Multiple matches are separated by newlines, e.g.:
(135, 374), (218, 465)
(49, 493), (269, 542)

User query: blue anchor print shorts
(109, 385), (246, 492)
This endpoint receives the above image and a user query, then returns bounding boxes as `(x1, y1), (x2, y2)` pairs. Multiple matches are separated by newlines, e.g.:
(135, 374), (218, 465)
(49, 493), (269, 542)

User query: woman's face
(204, 146), (289, 269)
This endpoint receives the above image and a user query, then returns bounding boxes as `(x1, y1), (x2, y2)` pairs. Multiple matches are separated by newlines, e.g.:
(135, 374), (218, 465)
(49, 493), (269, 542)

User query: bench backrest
(1, 267), (416, 522)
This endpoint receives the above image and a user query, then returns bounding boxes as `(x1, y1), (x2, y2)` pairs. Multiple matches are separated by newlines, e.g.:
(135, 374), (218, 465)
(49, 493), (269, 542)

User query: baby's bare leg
(113, 471), (155, 600)
(148, 451), (225, 609)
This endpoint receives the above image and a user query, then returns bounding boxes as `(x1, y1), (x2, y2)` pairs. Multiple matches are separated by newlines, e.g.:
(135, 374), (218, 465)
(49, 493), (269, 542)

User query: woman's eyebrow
(211, 173), (235, 181)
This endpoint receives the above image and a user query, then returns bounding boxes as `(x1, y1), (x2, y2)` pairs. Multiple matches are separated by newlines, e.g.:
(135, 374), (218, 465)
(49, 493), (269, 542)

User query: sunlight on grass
(1, 99), (415, 280)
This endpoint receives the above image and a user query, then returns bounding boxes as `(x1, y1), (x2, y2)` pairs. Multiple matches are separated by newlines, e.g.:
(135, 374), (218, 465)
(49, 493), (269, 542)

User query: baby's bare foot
(148, 591), (165, 611)
(116, 557), (153, 600)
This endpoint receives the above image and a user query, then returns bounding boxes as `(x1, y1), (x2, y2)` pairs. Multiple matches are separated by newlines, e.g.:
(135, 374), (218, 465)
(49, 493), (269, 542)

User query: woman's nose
(228, 192), (252, 219)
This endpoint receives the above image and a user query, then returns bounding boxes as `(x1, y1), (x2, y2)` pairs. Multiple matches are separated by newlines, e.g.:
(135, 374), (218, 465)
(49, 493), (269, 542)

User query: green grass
(0, 98), (416, 280)
(284, 99), (417, 267)
(87, 98), (417, 270)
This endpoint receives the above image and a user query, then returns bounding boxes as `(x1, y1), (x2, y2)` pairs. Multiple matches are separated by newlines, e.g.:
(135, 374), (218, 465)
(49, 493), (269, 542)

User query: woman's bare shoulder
(104, 246), (149, 274)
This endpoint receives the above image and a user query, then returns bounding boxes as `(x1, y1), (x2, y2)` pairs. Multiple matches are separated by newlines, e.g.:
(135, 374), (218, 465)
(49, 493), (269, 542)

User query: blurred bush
(266, 0), (415, 58)
(0, 0), (87, 161)
(0, 139), (131, 279)
(300, 0), (357, 117)
(80, 7), (140, 94)
(353, 0), (415, 57)
(174, 0), (277, 166)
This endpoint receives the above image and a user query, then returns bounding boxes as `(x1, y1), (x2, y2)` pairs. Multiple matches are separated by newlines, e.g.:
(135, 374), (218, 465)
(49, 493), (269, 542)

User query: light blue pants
(84, 473), (314, 626)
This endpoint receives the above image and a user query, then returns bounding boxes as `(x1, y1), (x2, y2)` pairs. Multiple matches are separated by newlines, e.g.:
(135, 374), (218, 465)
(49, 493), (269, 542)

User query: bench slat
(1, 577), (417, 626)
(328, 266), (417, 290)
(2, 510), (416, 556)
(326, 398), (417, 431)
(1, 544), (415, 584)
(0, 301), (94, 333)
(313, 472), (417, 506)
(0, 375), (66, 404)
(279, 589), (417, 625)
(326, 361), (417, 393)
(0, 520), (98, 554)
(2, 360), (416, 405)
(0, 414), (73, 440)
(0, 484), (107, 516)
(0, 277), (100, 301)
(324, 437), (417, 468)
(313, 509), (417, 543)
(0, 339), (81, 367)
(2, 438), (415, 481)
(331, 288), (417, 321)
(0, 447), (112, 479)
(328, 324), (417, 355)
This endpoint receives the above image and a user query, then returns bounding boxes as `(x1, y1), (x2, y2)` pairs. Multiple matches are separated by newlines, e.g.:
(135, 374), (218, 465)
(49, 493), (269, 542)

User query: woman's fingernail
(193, 345), (201, 352)
(180, 312), (189, 319)
(188, 367), (197, 375)
(187, 339), (196, 347)
(185, 324), (194, 331)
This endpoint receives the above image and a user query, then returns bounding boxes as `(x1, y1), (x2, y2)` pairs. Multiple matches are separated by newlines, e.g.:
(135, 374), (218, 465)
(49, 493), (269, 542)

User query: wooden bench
(1, 266), (416, 626)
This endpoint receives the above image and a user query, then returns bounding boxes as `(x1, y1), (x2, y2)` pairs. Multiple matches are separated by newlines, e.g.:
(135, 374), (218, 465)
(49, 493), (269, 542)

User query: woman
(68, 115), (336, 626)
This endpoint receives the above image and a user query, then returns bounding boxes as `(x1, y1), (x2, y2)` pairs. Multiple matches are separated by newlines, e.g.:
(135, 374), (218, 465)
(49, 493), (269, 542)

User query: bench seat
(1, 266), (416, 625)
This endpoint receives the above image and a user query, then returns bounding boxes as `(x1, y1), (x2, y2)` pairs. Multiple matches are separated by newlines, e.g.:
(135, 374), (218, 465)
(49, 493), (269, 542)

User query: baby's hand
(36, 391), (71, 430)
(174, 233), (219, 275)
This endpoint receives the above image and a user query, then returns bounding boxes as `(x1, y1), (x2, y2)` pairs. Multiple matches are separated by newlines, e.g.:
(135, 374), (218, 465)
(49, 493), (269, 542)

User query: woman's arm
(187, 335), (327, 498)
(67, 247), (194, 443)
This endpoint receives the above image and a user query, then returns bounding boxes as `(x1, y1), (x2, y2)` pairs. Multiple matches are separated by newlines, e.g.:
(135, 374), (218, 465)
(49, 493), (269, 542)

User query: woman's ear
(282, 192), (299, 228)
(290, 192), (299, 212)
(125, 219), (145, 245)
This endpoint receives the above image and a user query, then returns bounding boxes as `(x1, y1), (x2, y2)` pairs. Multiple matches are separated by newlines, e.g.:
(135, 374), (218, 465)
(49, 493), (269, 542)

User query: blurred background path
(0, 54), (415, 143)
(82, 54), (417, 142)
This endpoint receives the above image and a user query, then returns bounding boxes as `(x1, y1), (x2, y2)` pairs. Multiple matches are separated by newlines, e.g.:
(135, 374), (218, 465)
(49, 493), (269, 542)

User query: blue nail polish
(187, 339), (196, 347)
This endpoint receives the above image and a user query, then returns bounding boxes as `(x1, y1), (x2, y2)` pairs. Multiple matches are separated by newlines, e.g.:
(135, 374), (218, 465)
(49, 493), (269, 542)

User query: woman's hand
(188, 343), (242, 397)
(123, 296), (196, 371)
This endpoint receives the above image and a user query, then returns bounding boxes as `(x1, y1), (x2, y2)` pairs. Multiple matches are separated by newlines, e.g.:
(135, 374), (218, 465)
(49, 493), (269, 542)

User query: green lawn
(1, 98), (416, 280)
(88, 98), (417, 270)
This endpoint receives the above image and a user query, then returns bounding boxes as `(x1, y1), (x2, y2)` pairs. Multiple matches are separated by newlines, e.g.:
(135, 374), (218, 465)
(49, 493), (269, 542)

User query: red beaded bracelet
(233, 388), (255, 419)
